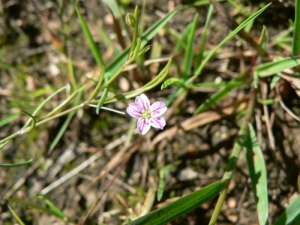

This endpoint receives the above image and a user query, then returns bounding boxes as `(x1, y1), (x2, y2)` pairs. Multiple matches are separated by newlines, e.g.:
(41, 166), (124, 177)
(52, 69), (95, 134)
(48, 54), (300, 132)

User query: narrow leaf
(8, 205), (25, 225)
(0, 159), (32, 168)
(161, 78), (184, 90)
(194, 72), (249, 115)
(76, 7), (105, 70)
(273, 195), (300, 225)
(182, 14), (198, 78)
(244, 124), (268, 225)
(127, 180), (225, 225)
(292, 0), (300, 56)
(255, 57), (300, 77)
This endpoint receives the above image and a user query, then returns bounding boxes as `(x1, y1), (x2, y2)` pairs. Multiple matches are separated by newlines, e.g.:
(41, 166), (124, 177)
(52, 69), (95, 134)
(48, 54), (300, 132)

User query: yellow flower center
(141, 109), (152, 120)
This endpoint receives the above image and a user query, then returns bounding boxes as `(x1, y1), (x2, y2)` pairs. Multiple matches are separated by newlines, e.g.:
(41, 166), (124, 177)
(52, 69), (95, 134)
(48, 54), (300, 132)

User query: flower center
(141, 109), (152, 120)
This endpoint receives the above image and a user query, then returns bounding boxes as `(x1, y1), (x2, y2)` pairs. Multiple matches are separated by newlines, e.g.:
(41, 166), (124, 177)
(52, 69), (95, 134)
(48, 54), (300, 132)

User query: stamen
(141, 109), (152, 120)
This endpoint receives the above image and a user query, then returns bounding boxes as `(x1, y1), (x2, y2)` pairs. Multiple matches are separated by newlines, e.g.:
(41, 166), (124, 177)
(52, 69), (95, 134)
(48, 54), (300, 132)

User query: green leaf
(188, 2), (271, 82)
(270, 75), (281, 89)
(103, 58), (172, 104)
(194, 72), (249, 115)
(258, 26), (268, 56)
(7, 198), (68, 220)
(196, 4), (214, 66)
(273, 195), (300, 225)
(38, 195), (67, 220)
(96, 86), (109, 114)
(76, 7), (105, 70)
(0, 114), (19, 128)
(157, 170), (165, 201)
(8, 205), (25, 225)
(127, 180), (225, 225)
(257, 98), (278, 105)
(255, 57), (300, 77)
(244, 124), (268, 225)
(104, 6), (182, 78)
(182, 14), (198, 78)
(292, 0), (300, 56)
(161, 78), (184, 90)
(0, 159), (32, 168)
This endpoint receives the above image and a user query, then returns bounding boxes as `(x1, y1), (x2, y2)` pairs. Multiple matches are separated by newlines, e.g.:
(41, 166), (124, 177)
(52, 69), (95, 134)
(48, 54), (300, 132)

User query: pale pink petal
(137, 118), (151, 135)
(127, 103), (142, 118)
(135, 94), (150, 110)
(150, 101), (167, 118)
(149, 117), (166, 130)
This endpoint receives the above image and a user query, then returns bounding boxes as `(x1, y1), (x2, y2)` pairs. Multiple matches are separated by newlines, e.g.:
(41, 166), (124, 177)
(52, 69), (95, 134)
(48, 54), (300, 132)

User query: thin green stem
(209, 92), (255, 225)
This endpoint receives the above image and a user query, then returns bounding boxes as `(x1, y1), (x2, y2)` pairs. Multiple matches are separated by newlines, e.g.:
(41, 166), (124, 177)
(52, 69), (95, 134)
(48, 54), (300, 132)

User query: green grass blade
(0, 159), (32, 168)
(196, 4), (214, 66)
(96, 86), (109, 114)
(194, 72), (249, 115)
(182, 14), (198, 79)
(7, 198), (68, 220)
(188, 2), (271, 82)
(273, 195), (300, 225)
(255, 57), (300, 77)
(244, 124), (268, 225)
(0, 114), (19, 128)
(103, 58), (172, 104)
(174, 24), (191, 52)
(38, 195), (67, 219)
(127, 180), (225, 225)
(48, 90), (82, 151)
(157, 169), (165, 201)
(104, 6), (182, 78)
(22, 85), (68, 129)
(161, 78), (184, 89)
(76, 7), (105, 70)
(7, 205), (25, 225)
(293, 0), (300, 56)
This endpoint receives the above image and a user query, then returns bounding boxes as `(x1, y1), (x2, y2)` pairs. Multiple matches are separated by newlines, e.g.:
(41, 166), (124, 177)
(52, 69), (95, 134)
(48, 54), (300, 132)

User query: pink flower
(127, 94), (167, 135)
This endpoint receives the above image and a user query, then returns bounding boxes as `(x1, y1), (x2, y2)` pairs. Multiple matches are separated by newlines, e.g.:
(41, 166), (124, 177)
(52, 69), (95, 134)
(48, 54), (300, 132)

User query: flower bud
(125, 13), (136, 28)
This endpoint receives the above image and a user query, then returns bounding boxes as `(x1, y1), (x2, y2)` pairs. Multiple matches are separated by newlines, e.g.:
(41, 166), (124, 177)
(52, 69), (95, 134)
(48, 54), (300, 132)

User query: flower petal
(150, 101), (167, 117)
(127, 103), (142, 118)
(149, 116), (166, 130)
(135, 94), (150, 110)
(137, 118), (151, 135)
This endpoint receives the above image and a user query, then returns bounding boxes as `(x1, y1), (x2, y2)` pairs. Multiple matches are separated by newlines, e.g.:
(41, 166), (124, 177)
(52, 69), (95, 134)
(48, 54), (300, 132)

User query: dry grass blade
(80, 143), (140, 225)
(276, 83), (300, 122)
(39, 135), (127, 195)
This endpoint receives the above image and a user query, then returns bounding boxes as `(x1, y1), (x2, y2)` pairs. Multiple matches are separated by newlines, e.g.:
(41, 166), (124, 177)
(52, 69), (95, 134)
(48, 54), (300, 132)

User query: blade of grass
(7, 205), (25, 225)
(244, 124), (268, 225)
(0, 114), (19, 128)
(273, 195), (300, 225)
(0, 159), (32, 168)
(255, 57), (300, 77)
(75, 7), (105, 70)
(104, 6), (183, 78)
(7, 198), (68, 220)
(38, 195), (67, 219)
(194, 71), (250, 115)
(209, 93), (255, 225)
(187, 3), (271, 83)
(127, 180), (225, 225)
(102, 58), (172, 104)
(182, 14), (198, 79)
(292, 0), (300, 56)
(196, 4), (214, 66)
(49, 89), (82, 152)
(76, 7), (106, 102)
